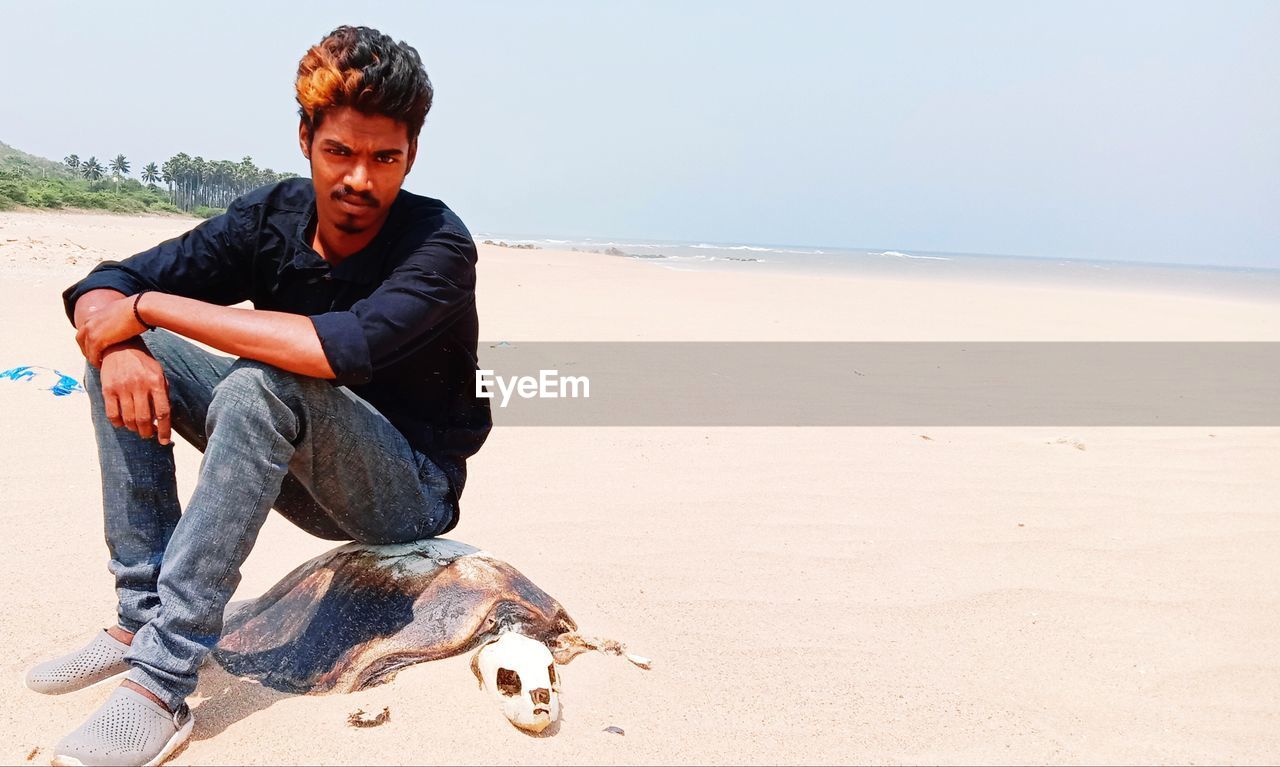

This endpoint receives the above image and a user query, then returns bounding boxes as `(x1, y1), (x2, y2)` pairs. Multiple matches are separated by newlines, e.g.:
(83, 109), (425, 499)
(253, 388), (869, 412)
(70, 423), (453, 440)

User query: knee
(216, 359), (300, 396)
(207, 361), (306, 436)
(137, 328), (186, 364)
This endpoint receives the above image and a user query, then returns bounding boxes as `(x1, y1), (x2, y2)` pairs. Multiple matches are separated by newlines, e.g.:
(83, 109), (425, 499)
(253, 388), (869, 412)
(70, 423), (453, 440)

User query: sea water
(475, 234), (1280, 304)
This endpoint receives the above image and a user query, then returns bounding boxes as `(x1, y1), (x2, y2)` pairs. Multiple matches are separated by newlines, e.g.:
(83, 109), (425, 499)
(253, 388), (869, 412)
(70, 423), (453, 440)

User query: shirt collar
(285, 193), (402, 285)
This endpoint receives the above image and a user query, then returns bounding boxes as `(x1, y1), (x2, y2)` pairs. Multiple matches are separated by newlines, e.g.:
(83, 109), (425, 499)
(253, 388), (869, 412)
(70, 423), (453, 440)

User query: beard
(335, 216), (369, 234)
(331, 189), (380, 234)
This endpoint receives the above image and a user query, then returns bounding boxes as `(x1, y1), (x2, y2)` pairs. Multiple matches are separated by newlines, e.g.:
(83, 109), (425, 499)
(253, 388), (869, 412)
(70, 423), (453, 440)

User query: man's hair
(296, 25), (433, 141)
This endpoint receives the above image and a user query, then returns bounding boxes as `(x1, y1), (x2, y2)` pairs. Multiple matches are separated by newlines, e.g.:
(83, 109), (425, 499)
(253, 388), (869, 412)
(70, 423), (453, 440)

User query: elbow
(311, 355), (338, 381)
(296, 335), (338, 380)
(308, 312), (371, 386)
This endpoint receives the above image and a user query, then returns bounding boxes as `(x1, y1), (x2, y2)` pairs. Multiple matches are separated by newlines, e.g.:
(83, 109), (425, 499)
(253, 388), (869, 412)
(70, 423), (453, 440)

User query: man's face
(300, 106), (417, 235)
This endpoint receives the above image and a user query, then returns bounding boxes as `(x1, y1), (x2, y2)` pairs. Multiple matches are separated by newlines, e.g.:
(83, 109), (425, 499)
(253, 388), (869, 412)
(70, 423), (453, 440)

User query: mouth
(532, 707), (550, 716)
(337, 197), (376, 213)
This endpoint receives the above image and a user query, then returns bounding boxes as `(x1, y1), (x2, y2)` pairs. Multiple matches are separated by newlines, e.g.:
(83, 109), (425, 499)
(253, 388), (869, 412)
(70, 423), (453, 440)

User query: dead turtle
(212, 538), (648, 732)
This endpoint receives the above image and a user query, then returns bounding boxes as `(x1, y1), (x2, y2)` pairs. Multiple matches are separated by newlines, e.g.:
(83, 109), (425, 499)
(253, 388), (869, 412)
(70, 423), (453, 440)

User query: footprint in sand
(1050, 437), (1086, 451)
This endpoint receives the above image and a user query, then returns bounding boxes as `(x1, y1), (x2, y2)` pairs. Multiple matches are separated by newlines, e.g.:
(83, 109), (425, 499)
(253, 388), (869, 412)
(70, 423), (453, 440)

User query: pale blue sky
(1, 1), (1276, 266)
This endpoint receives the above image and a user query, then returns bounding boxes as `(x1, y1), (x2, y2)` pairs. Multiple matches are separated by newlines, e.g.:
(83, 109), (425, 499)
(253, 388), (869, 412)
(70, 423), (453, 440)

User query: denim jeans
(84, 330), (457, 710)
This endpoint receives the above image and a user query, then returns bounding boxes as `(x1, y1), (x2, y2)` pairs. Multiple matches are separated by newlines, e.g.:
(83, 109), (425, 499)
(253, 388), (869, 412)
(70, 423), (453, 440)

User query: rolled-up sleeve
(309, 227), (477, 387)
(61, 267), (151, 320)
(62, 198), (255, 324)
(310, 310), (373, 386)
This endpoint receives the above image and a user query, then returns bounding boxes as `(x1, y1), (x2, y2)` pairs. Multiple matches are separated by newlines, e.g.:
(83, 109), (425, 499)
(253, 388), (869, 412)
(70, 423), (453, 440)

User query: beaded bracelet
(133, 292), (156, 331)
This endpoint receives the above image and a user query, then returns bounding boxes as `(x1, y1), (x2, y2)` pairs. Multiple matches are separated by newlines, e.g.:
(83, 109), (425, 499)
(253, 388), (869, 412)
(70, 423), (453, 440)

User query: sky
(1, 1), (1276, 267)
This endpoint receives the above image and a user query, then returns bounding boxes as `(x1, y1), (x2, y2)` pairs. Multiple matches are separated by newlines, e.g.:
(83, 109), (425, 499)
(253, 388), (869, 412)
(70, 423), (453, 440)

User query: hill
(0, 141), (77, 180)
(0, 140), (182, 215)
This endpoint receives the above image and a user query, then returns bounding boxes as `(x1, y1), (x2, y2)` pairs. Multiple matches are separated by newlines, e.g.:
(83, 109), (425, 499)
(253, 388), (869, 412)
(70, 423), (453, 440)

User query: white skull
(471, 632), (561, 732)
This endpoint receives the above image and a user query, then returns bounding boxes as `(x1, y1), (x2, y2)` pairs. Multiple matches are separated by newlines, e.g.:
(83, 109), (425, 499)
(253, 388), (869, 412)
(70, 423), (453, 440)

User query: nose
(344, 162), (371, 192)
(530, 688), (551, 705)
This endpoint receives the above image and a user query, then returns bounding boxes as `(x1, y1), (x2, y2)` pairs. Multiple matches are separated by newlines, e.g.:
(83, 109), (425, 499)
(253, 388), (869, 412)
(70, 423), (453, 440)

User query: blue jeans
(85, 330), (457, 710)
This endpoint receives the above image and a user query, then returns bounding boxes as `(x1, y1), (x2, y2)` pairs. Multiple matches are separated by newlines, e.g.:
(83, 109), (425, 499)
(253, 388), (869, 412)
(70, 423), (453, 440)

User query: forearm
(138, 293), (336, 379)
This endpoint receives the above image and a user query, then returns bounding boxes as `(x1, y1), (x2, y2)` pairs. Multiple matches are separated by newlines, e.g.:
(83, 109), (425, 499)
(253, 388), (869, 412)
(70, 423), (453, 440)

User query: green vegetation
(0, 141), (296, 217)
(1, 141), (76, 180)
(160, 153), (293, 212)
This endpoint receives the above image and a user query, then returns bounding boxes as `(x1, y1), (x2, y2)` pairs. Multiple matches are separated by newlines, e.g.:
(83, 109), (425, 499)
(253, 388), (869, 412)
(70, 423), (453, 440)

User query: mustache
(332, 188), (379, 208)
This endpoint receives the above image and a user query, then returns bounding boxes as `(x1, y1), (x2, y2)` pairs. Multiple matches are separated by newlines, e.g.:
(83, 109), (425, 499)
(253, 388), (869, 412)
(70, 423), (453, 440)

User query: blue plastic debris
(0, 366), (85, 397)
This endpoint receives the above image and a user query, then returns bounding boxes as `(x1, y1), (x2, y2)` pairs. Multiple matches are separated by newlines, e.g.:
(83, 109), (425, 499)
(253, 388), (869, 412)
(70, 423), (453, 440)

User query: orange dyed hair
(296, 26), (433, 141)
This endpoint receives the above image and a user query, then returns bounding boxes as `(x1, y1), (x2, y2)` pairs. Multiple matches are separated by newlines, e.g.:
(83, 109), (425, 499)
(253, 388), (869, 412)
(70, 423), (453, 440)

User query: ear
(298, 120), (312, 160)
(404, 137), (418, 176)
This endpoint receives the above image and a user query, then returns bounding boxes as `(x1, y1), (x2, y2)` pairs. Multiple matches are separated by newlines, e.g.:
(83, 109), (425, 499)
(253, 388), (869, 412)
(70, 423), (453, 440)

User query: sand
(0, 209), (1277, 764)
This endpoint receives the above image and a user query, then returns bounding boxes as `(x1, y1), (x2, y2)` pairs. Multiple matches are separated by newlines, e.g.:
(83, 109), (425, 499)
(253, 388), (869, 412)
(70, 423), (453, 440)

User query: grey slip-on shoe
(53, 686), (193, 767)
(26, 630), (131, 695)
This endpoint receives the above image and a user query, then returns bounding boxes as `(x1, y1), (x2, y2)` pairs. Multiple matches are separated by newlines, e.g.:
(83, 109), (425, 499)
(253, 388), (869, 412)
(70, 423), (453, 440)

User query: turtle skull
(472, 632), (561, 732)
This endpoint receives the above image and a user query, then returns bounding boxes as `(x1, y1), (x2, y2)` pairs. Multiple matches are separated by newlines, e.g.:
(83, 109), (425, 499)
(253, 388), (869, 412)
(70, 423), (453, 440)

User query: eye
(375, 155), (397, 164)
(496, 667), (521, 697)
(547, 664), (557, 686)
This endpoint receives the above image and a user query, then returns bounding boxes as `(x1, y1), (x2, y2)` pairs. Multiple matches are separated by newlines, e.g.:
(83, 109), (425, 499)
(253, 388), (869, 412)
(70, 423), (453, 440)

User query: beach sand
(1, 209), (1277, 764)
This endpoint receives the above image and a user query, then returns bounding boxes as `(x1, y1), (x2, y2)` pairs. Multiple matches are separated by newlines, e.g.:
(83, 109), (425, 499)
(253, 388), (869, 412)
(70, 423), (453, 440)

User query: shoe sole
(146, 713), (194, 767)
(51, 712), (194, 767)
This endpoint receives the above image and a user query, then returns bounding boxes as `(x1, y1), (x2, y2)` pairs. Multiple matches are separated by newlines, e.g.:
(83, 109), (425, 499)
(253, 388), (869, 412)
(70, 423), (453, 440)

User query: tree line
(62, 153), (294, 213)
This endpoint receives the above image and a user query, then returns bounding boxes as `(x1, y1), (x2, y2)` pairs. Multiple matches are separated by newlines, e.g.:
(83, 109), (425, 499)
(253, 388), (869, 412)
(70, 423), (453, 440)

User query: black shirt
(62, 178), (492, 500)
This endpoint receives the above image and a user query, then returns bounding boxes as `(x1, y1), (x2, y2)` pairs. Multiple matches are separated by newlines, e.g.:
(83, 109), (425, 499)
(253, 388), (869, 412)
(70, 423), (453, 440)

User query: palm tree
(191, 156), (207, 207)
(215, 159), (237, 205)
(82, 157), (105, 181)
(64, 154), (81, 172)
(109, 154), (130, 192)
(153, 152), (294, 212)
(141, 162), (161, 189)
(166, 153), (191, 208)
(239, 156), (258, 195)
(161, 158), (175, 204)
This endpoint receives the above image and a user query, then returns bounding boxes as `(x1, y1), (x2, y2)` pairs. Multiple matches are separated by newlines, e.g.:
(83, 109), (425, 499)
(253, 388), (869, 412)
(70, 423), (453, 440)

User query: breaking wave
(870, 250), (952, 261)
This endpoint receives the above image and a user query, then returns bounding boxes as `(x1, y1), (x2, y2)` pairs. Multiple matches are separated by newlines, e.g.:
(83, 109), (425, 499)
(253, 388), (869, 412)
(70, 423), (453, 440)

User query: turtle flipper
(549, 632), (651, 669)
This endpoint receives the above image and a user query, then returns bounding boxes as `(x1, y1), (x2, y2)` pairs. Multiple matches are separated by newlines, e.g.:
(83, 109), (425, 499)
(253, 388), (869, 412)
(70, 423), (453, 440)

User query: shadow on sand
(189, 660), (565, 741)
(189, 662), (297, 742)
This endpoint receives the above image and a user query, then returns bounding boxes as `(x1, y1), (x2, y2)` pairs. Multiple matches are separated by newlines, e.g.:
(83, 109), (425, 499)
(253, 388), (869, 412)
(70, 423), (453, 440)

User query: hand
(99, 344), (172, 444)
(77, 294), (147, 367)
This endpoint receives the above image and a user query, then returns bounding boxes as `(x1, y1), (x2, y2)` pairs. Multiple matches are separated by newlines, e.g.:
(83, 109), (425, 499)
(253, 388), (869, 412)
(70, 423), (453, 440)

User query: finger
(119, 390), (137, 434)
(92, 339), (108, 368)
(133, 389), (155, 439)
(152, 385), (172, 446)
(103, 387), (124, 428)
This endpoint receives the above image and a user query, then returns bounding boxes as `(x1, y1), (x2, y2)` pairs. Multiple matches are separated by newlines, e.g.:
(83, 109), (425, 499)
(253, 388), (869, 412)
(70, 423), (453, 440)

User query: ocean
(474, 234), (1280, 304)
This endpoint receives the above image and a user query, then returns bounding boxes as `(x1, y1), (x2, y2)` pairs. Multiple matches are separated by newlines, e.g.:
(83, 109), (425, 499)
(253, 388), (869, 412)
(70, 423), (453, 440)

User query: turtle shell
(212, 539), (576, 694)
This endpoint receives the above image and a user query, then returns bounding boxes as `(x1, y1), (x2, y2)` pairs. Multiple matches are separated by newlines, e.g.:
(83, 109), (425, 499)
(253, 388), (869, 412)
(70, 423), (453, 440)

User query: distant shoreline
(4, 209), (1274, 306)
(478, 233), (1280, 275)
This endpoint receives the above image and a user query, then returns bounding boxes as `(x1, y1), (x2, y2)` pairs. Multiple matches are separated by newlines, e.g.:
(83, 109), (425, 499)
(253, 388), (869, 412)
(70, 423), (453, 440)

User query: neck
(311, 215), (386, 264)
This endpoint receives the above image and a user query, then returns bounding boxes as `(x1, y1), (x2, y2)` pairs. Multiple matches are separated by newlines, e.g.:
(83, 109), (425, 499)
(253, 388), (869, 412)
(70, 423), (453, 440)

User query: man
(27, 26), (491, 766)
